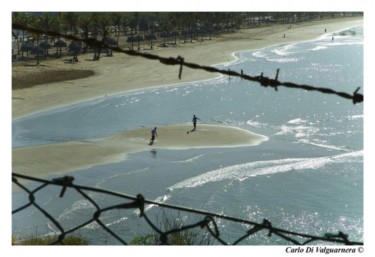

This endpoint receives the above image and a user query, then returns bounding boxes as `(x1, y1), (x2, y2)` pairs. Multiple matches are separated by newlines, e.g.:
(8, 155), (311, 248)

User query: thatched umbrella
(39, 41), (51, 57)
(145, 34), (157, 49)
(135, 35), (143, 50)
(127, 35), (136, 50)
(31, 46), (45, 65)
(20, 42), (34, 59)
(105, 37), (118, 46)
(160, 32), (169, 47)
(170, 31), (179, 45)
(69, 41), (82, 55)
(104, 37), (118, 56)
(53, 39), (67, 57)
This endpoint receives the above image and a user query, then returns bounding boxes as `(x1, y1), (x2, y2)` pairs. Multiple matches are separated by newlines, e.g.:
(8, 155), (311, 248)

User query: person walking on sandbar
(192, 115), (200, 131)
(149, 127), (157, 145)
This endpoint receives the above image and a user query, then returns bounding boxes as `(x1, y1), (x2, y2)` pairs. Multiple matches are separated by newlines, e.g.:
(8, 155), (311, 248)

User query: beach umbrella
(160, 32), (169, 47)
(104, 37), (118, 56)
(20, 42), (34, 59)
(127, 35), (136, 50)
(136, 35), (144, 50)
(170, 31), (179, 45)
(53, 39), (67, 56)
(39, 41), (51, 56)
(30, 46), (45, 55)
(104, 37), (118, 46)
(31, 46), (45, 65)
(145, 34), (157, 49)
(68, 40), (82, 55)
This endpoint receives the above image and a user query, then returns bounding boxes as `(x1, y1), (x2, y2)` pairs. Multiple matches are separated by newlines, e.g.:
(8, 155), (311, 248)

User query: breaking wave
(168, 151), (363, 190)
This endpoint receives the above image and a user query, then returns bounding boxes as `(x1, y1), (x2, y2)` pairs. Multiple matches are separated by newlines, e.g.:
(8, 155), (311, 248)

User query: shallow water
(12, 26), (363, 245)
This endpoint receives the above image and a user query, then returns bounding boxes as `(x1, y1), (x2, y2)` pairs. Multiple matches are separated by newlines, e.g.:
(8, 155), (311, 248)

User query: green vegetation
(12, 234), (89, 245)
(130, 212), (213, 245)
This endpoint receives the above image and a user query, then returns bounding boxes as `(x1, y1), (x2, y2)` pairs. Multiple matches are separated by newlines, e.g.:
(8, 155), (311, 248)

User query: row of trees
(12, 12), (362, 63)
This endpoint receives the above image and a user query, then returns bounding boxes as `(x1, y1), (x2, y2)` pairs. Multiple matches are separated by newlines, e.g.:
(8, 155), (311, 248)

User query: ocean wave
(272, 43), (298, 56)
(173, 154), (205, 164)
(347, 114), (363, 120)
(168, 151), (363, 190)
(266, 57), (300, 63)
(297, 139), (349, 152)
(246, 120), (263, 128)
(287, 118), (307, 124)
(275, 124), (319, 137)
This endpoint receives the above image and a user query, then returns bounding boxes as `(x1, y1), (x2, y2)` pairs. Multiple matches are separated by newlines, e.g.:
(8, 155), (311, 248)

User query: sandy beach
(13, 124), (267, 178)
(12, 17), (363, 178)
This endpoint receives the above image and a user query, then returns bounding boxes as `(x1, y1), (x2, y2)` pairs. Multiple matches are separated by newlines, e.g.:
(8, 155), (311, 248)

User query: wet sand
(11, 17), (363, 178)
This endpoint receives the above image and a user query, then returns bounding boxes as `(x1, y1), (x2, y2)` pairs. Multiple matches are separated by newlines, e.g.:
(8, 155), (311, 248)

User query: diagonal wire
(12, 23), (363, 104)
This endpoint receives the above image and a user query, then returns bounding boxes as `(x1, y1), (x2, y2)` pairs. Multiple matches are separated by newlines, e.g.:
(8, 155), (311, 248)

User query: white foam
(174, 154), (205, 164)
(168, 151), (363, 190)
(287, 118), (307, 124)
(348, 114), (363, 120)
(298, 139), (349, 152)
(246, 120), (262, 128)
(275, 124), (319, 137)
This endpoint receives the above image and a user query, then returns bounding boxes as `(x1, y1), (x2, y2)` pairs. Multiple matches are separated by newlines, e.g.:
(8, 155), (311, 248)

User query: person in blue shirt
(150, 127), (157, 145)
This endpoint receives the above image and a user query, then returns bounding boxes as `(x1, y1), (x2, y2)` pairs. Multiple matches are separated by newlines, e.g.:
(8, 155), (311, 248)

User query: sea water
(12, 26), (363, 245)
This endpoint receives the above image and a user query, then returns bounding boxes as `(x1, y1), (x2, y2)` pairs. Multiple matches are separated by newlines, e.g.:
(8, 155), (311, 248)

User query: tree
(139, 17), (149, 38)
(111, 12), (123, 45)
(29, 13), (57, 65)
(60, 12), (79, 36)
(90, 13), (111, 60)
(12, 12), (30, 55)
(77, 13), (92, 54)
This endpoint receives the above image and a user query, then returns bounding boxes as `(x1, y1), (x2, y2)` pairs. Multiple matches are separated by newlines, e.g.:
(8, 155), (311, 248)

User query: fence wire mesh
(12, 173), (363, 245)
(12, 20), (363, 246)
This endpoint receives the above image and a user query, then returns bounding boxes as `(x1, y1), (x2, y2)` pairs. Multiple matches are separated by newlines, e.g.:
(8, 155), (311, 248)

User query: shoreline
(12, 17), (363, 178)
(13, 124), (267, 178)
(12, 17), (363, 119)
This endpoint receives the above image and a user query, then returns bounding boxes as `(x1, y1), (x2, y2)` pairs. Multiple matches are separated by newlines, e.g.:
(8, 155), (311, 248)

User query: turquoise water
(12, 26), (363, 245)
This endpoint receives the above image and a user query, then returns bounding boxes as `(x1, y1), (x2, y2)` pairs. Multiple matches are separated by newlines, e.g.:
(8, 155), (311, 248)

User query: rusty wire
(12, 23), (363, 104)
(12, 173), (363, 245)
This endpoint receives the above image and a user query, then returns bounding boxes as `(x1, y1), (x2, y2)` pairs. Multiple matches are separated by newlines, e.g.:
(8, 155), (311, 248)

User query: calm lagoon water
(12, 26), (363, 245)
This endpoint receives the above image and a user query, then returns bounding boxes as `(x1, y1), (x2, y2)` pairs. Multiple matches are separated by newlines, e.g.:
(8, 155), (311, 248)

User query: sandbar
(12, 124), (267, 178)
(11, 17), (363, 179)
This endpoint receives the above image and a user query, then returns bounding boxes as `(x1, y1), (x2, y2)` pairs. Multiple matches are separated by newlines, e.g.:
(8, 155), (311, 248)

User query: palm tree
(77, 14), (92, 54)
(29, 13), (55, 65)
(111, 12), (123, 45)
(60, 12), (79, 36)
(12, 12), (30, 55)
(90, 13), (111, 60)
